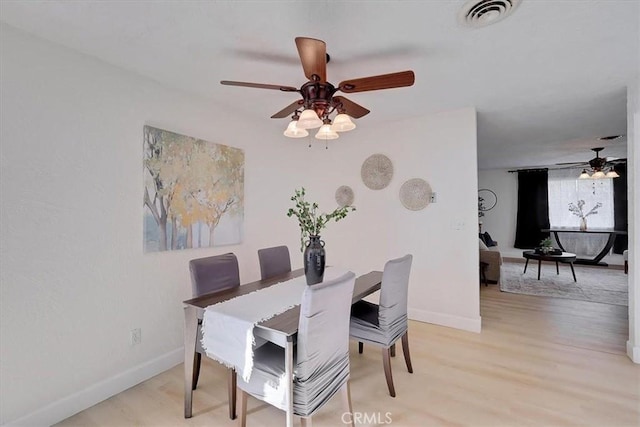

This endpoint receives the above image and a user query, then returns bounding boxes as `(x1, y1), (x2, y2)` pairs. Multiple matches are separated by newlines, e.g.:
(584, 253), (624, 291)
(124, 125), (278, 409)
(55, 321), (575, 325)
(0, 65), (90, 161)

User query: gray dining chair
(350, 254), (413, 397)
(189, 252), (240, 419)
(257, 245), (292, 280)
(238, 271), (357, 427)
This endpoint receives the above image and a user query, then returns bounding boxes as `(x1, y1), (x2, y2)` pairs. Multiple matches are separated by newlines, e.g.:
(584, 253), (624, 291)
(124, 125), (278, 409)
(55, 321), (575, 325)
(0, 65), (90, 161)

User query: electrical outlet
(130, 328), (141, 346)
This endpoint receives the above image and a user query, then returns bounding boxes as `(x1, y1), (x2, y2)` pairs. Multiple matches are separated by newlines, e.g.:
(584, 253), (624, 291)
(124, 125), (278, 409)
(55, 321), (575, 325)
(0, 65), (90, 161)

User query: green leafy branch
(286, 187), (356, 251)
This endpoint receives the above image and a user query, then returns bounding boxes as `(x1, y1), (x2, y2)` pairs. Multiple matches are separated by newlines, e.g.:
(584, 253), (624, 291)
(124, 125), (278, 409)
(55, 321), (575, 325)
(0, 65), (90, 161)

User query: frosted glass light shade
(297, 109), (323, 129)
(315, 124), (339, 140)
(592, 170), (606, 179)
(578, 169), (590, 179)
(283, 120), (309, 138)
(331, 113), (356, 132)
(605, 170), (620, 178)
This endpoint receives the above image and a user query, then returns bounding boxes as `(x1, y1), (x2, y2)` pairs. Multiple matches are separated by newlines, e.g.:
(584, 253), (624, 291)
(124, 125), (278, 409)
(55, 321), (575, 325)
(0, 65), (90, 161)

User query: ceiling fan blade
(220, 80), (298, 92)
(608, 158), (627, 163)
(332, 96), (370, 119)
(295, 37), (327, 83)
(338, 70), (415, 93)
(271, 100), (305, 118)
(555, 161), (588, 166)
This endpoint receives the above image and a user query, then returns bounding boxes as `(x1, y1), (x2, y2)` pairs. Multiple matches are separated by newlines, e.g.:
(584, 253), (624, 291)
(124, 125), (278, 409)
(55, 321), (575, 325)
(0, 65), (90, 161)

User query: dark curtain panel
(613, 162), (628, 254)
(514, 169), (550, 249)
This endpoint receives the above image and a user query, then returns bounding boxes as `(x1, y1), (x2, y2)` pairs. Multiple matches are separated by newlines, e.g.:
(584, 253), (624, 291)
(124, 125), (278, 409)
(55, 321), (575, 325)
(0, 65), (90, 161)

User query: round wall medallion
(361, 154), (393, 190)
(478, 189), (497, 212)
(399, 178), (432, 211)
(335, 186), (355, 207)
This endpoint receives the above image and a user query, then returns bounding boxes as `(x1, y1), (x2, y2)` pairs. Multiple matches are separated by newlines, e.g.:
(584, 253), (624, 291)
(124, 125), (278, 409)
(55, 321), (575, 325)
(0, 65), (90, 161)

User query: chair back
(258, 245), (292, 280)
(294, 271), (356, 417)
(378, 254), (413, 340)
(189, 253), (240, 297)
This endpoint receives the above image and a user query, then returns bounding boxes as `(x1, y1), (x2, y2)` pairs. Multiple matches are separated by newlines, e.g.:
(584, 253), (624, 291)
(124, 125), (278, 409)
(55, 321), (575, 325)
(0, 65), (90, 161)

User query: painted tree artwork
(143, 126), (244, 252)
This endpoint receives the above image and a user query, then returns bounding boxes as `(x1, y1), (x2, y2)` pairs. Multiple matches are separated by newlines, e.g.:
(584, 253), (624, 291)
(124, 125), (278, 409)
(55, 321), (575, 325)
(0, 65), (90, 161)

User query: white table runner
(201, 267), (348, 381)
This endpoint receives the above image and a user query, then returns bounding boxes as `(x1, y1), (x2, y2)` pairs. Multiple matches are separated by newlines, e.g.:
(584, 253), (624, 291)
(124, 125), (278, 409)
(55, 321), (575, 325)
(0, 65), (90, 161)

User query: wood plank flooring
(56, 286), (639, 426)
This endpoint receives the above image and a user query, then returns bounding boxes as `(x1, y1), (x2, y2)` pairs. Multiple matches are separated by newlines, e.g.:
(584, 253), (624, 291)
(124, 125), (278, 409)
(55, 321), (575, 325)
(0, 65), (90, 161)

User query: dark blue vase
(304, 235), (326, 285)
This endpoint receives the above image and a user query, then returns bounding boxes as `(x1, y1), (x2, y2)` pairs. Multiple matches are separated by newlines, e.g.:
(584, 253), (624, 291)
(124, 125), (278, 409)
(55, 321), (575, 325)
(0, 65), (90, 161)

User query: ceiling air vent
(458, 0), (522, 28)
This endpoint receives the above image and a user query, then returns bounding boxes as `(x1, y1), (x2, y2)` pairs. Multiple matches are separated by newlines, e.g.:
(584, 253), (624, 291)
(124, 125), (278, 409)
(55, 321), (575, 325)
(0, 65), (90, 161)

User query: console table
(541, 228), (627, 267)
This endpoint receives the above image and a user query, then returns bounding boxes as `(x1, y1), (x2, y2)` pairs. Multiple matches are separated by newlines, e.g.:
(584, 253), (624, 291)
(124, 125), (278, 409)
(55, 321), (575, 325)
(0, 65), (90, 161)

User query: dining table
(182, 268), (383, 427)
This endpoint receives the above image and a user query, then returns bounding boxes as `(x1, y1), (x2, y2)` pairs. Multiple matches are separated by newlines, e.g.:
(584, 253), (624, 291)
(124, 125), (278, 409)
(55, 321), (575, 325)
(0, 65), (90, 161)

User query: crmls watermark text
(342, 412), (393, 424)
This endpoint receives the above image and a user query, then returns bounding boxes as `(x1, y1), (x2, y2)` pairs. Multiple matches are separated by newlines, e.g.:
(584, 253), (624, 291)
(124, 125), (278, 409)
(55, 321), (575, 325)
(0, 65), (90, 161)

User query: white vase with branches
(568, 200), (602, 231)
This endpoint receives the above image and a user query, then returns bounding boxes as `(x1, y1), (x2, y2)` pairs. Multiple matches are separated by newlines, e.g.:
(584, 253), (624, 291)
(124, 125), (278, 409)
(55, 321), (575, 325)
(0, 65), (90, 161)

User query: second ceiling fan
(556, 147), (625, 179)
(221, 37), (415, 139)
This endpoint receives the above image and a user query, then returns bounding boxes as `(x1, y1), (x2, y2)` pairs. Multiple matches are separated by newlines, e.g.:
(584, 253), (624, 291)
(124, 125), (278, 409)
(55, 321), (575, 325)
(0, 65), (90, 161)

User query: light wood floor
(57, 286), (639, 426)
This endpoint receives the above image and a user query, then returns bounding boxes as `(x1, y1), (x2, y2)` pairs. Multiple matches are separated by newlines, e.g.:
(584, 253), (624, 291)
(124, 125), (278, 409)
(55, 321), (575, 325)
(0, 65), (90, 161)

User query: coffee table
(522, 250), (577, 282)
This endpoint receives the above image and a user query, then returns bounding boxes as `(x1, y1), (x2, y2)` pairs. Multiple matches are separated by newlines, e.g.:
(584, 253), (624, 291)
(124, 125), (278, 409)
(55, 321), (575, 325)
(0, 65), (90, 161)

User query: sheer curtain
(548, 168), (613, 256)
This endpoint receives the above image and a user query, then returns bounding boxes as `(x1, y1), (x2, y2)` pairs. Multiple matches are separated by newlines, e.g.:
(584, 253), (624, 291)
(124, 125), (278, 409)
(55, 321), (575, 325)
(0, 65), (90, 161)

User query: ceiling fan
(220, 37), (415, 140)
(556, 147), (625, 179)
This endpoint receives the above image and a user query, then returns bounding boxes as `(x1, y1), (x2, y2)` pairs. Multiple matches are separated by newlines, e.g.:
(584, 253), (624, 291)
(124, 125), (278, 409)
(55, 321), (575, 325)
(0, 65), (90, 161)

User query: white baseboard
(4, 347), (184, 427)
(408, 308), (481, 333)
(627, 340), (640, 364)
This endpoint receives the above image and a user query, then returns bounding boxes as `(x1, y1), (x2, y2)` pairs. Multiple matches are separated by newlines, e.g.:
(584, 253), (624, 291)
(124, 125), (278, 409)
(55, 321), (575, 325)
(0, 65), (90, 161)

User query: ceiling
(0, 1), (637, 169)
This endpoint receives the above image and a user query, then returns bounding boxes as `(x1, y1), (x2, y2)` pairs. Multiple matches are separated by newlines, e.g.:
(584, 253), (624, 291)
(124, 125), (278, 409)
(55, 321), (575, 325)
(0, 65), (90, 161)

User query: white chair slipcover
(238, 271), (356, 424)
(349, 254), (414, 397)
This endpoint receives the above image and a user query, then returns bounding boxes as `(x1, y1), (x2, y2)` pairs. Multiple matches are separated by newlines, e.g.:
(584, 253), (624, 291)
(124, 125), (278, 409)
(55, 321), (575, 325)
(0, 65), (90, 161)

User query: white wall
(626, 39), (640, 362)
(477, 169), (519, 256)
(0, 25), (479, 425)
(305, 108), (481, 328)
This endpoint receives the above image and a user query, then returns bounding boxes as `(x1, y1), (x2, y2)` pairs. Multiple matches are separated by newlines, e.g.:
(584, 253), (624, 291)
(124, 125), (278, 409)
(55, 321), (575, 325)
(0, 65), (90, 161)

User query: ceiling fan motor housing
(589, 157), (606, 170)
(588, 147), (607, 171)
(300, 81), (338, 118)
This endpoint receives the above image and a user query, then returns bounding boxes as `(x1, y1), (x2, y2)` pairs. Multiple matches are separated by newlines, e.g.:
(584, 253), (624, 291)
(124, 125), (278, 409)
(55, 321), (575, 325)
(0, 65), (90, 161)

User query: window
(548, 169), (614, 228)
(547, 168), (613, 255)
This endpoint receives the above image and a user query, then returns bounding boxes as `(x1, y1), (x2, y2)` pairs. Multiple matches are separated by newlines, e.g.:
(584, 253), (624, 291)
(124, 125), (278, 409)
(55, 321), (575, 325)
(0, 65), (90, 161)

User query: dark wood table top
(183, 268), (383, 336)
(523, 250), (576, 262)
(542, 228), (627, 235)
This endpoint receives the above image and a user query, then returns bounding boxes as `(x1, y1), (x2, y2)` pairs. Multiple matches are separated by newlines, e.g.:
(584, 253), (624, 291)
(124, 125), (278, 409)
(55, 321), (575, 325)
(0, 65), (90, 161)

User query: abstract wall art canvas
(143, 126), (244, 252)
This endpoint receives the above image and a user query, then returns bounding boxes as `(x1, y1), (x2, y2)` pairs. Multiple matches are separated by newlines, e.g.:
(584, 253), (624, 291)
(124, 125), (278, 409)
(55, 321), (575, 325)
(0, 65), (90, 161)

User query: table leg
(285, 338), (294, 427)
(592, 232), (617, 265)
(228, 369), (237, 419)
(553, 231), (566, 252)
(184, 306), (198, 418)
(537, 260), (541, 280)
(556, 261), (559, 275)
(480, 263), (488, 287)
(569, 262), (577, 282)
(524, 258), (529, 274)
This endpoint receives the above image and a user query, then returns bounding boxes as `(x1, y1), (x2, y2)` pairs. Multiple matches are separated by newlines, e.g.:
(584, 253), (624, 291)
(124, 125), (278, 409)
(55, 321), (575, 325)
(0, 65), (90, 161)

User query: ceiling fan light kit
(331, 113), (356, 132)
(575, 147), (621, 179)
(297, 109), (323, 129)
(221, 36), (414, 144)
(283, 120), (309, 138)
(315, 120), (339, 140)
